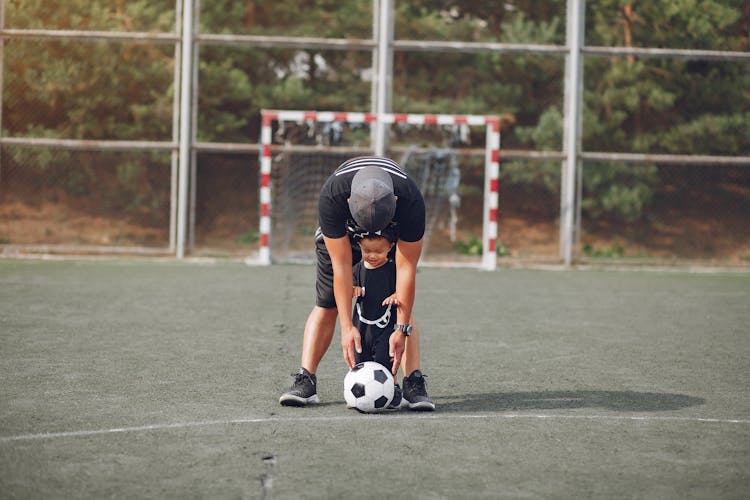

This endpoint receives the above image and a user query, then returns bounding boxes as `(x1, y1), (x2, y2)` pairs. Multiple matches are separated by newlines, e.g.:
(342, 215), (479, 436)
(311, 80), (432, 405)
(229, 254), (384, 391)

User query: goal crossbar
(257, 109), (501, 270)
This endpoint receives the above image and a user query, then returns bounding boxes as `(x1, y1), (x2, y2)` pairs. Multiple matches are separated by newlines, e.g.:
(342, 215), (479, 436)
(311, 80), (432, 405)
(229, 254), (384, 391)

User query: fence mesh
(580, 164), (750, 263)
(191, 153), (260, 257)
(0, 146), (172, 251)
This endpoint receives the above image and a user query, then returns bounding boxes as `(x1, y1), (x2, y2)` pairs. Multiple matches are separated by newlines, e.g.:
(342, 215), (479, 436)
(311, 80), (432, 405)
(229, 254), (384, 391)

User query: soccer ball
(343, 361), (395, 413)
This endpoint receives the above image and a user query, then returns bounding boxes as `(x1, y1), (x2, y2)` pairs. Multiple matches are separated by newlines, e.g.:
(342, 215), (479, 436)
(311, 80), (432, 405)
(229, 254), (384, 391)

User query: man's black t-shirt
(318, 156), (426, 242)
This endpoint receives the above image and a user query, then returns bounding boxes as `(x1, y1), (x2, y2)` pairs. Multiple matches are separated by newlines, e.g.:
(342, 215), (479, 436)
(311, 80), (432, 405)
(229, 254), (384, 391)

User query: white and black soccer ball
(343, 361), (395, 413)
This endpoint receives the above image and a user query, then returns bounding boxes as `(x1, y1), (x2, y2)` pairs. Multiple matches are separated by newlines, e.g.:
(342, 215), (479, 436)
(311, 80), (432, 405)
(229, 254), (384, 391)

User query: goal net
(257, 110), (500, 269)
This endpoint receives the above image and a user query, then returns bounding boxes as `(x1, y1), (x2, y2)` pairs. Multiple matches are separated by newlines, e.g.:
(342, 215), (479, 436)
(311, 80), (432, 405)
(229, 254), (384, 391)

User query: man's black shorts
(315, 229), (360, 308)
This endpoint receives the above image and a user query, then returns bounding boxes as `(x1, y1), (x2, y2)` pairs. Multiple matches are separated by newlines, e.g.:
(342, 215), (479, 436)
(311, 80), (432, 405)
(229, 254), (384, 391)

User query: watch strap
(395, 323), (412, 336)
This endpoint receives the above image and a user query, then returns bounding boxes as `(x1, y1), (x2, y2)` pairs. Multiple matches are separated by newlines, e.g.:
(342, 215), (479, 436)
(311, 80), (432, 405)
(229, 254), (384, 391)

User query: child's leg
(354, 325), (375, 365)
(374, 330), (406, 409)
(373, 330), (396, 377)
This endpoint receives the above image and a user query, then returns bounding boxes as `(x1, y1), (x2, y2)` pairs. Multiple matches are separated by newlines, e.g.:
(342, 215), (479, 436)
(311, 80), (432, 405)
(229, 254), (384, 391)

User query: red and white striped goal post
(257, 109), (500, 270)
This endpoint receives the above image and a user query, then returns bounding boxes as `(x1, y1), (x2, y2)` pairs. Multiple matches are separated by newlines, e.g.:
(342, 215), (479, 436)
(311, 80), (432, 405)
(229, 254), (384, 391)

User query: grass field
(1, 258), (749, 499)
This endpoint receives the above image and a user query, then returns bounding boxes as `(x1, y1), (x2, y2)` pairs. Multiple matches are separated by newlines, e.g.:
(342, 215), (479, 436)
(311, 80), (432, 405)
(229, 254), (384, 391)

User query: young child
(351, 226), (405, 409)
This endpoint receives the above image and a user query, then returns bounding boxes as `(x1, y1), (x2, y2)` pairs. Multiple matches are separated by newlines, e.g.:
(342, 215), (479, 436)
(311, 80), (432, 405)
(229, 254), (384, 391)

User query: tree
(5, 0), (748, 225)
(3, 0), (176, 218)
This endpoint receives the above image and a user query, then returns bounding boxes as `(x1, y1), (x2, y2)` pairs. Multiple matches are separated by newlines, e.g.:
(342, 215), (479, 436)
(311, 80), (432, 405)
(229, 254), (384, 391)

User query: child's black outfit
(352, 257), (397, 372)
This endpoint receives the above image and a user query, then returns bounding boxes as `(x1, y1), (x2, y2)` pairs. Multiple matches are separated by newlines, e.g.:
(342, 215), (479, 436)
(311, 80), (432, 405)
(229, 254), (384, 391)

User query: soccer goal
(256, 110), (500, 270)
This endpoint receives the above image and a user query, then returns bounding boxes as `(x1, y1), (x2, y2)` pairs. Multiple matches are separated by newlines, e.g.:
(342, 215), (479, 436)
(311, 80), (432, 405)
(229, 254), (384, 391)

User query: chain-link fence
(2, 1), (748, 266)
(191, 152), (259, 257)
(579, 163), (750, 263)
(0, 145), (173, 253)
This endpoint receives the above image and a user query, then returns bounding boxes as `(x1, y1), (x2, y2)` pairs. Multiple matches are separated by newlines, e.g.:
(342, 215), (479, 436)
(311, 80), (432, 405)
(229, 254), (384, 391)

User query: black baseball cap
(348, 166), (397, 232)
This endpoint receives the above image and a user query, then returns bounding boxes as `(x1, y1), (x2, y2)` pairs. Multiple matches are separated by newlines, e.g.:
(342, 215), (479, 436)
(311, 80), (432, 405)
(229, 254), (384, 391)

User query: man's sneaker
(387, 383), (407, 410)
(279, 368), (319, 406)
(402, 370), (435, 411)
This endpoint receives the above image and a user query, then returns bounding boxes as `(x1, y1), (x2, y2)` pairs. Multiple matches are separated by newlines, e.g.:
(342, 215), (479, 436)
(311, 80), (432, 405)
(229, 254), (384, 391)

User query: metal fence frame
(1, 0), (748, 264)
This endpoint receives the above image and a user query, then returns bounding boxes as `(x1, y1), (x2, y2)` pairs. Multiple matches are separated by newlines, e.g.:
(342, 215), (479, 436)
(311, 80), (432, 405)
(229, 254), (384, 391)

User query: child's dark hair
(356, 224), (397, 244)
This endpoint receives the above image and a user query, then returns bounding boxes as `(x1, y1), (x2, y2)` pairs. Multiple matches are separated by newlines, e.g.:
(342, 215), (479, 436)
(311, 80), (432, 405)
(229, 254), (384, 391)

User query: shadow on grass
(435, 390), (705, 413)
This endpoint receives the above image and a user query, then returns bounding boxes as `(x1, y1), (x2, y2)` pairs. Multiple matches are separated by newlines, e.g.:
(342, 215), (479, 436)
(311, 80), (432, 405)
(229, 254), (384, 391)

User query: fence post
(560, 0), (585, 266)
(0, 0), (5, 185)
(176, 0), (195, 258)
(374, 0), (393, 156)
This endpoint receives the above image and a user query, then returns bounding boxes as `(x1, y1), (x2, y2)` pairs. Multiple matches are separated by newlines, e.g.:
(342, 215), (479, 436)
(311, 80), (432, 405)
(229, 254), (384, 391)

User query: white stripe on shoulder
(335, 157), (407, 179)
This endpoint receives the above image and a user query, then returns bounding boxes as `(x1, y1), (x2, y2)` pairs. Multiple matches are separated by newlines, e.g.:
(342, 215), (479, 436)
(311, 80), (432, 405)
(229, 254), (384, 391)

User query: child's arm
(352, 263), (365, 298)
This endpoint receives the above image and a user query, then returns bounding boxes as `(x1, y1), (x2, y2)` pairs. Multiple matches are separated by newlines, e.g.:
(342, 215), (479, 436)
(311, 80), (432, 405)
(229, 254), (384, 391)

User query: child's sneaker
(279, 368), (320, 406)
(387, 383), (406, 410)
(402, 370), (435, 411)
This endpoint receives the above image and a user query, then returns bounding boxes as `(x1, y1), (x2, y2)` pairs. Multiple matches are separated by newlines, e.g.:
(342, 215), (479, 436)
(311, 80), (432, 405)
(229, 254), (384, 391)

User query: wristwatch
(395, 324), (412, 336)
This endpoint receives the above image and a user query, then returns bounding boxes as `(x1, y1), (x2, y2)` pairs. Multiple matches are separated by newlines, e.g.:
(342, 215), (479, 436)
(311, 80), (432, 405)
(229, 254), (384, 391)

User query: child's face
(358, 237), (394, 268)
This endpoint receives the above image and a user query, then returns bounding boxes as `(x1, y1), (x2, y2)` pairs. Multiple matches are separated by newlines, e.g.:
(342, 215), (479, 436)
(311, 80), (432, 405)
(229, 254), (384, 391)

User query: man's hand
(341, 323), (362, 369)
(389, 330), (406, 375)
(382, 293), (400, 306)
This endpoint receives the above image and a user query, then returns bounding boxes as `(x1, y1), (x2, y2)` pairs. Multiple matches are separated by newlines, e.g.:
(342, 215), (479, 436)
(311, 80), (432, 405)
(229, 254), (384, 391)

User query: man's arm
(323, 235), (361, 368)
(389, 238), (423, 375)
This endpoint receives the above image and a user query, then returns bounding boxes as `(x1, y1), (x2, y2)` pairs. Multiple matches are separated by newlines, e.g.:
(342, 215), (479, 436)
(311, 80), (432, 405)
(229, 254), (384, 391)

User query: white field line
(1, 413), (749, 443)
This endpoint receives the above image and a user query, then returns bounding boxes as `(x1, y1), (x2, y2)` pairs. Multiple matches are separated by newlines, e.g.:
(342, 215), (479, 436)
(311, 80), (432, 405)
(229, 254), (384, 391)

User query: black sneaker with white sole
(402, 370), (435, 411)
(387, 383), (406, 410)
(279, 368), (320, 406)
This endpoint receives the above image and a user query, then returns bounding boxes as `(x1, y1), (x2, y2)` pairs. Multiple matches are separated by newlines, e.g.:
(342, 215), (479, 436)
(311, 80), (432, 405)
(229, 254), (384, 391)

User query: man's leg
(301, 305), (338, 373)
(279, 231), (341, 407)
(279, 306), (337, 407)
(400, 319), (435, 411)
(401, 320), (421, 377)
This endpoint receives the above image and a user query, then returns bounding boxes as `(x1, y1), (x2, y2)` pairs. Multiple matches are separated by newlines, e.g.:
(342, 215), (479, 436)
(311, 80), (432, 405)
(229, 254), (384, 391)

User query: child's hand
(352, 286), (365, 298)
(382, 293), (400, 306)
